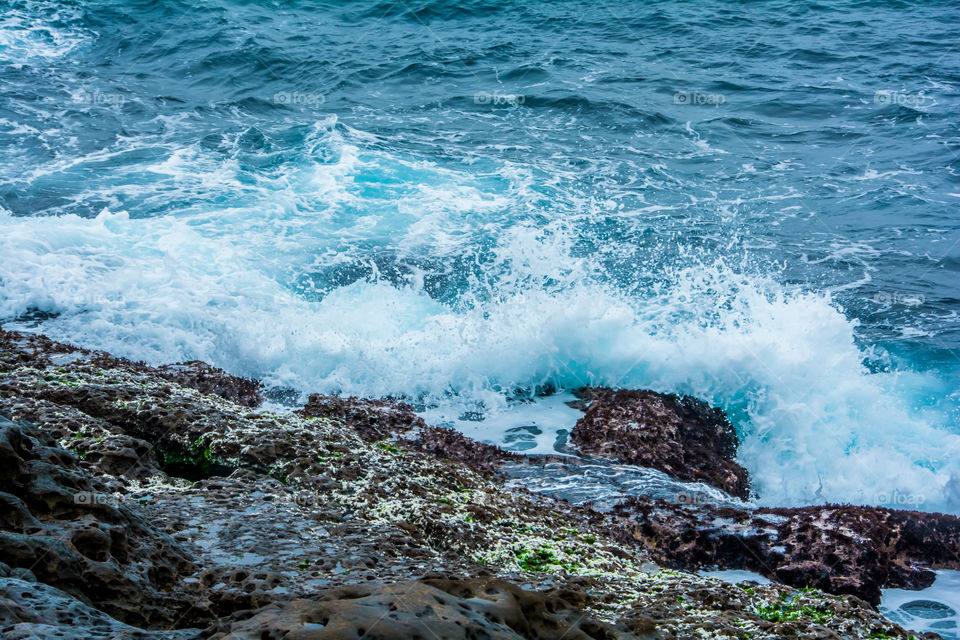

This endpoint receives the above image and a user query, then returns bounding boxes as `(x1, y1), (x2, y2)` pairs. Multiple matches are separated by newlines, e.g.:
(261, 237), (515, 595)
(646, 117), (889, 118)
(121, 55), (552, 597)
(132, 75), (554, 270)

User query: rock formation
(570, 388), (750, 498)
(0, 327), (946, 639)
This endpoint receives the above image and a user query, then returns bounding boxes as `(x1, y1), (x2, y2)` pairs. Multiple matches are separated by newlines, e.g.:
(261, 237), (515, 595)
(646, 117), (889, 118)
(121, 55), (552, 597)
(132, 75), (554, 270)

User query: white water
(882, 570), (960, 639)
(1, 129), (958, 514)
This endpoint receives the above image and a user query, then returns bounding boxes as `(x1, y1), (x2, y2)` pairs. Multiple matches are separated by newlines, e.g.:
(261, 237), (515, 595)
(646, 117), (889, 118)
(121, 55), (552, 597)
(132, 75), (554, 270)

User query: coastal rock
(0, 328), (936, 640)
(0, 328), (262, 408)
(399, 425), (522, 475)
(570, 388), (750, 498)
(298, 393), (427, 442)
(155, 361), (262, 408)
(0, 416), (206, 627)
(0, 577), (201, 640)
(0, 394), (164, 482)
(214, 578), (637, 640)
(298, 393), (520, 475)
(607, 498), (960, 605)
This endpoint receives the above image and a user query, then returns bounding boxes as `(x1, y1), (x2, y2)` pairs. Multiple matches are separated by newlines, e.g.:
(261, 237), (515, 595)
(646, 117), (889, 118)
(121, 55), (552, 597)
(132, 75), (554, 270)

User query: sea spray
(1, 207), (957, 512)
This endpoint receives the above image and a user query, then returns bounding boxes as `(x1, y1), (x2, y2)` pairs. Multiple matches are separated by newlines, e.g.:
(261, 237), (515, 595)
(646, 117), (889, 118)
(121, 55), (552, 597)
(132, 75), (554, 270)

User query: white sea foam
(1, 120), (958, 515)
(2, 205), (958, 514)
(882, 570), (960, 639)
(0, 3), (89, 65)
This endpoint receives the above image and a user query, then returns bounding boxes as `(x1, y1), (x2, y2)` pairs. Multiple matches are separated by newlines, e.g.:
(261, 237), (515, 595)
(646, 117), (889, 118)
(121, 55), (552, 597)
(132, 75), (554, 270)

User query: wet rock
(298, 394), (520, 475)
(607, 497), (960, 605)
(214, 578), (642, 640)
(80, 434), (162, 480)
(0, 330), (79, 370)
(0, 577), (202, 640)
(400, 425), (522, 476)
(0, 328), (260, 408)
(0, 328), (934, 640)
(570, 388), (750, 498)
(155, 361), (262, 408)
(298, 393), (427, 442)
(0, 416), (206, 627)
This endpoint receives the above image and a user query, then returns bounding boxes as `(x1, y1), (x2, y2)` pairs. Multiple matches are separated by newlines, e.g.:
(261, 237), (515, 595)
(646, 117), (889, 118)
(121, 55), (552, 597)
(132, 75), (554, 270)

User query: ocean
(1, 0), (958, 513)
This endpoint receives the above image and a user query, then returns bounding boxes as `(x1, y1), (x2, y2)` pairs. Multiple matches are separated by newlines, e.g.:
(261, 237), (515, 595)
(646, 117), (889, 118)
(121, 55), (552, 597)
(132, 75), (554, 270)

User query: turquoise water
(1, 0), (958, 512)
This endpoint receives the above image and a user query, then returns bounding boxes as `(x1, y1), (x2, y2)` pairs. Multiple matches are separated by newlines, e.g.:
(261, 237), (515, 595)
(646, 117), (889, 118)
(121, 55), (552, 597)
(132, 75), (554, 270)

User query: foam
(1, 120), (958, 514)
(881, 570), (960, 639)
(0, 3), (89, 65)
(422, 393), (584, 456)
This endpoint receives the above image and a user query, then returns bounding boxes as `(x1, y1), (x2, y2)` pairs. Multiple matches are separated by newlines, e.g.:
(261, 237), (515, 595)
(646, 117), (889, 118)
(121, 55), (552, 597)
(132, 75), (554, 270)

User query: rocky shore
(0, 327), (956, 639)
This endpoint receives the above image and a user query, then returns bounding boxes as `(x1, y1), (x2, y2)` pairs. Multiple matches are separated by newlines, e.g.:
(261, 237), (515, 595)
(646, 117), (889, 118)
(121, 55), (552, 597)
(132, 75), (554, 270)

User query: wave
(1, 189), (958, 515)
(2, 0), (959, 519)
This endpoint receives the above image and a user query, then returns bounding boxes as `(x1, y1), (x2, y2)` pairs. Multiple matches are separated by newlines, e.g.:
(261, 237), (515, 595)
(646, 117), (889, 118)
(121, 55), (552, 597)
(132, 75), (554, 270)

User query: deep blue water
(1, 0), (959, 511)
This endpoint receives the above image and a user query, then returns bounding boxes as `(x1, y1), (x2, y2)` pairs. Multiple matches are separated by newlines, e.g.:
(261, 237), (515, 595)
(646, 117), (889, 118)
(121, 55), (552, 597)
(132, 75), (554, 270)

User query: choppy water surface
(1, 0), (959, 512)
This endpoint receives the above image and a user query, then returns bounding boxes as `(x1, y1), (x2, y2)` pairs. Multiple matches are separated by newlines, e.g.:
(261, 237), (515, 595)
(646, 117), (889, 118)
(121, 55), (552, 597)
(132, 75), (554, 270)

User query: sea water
(1, 0), (958, 513)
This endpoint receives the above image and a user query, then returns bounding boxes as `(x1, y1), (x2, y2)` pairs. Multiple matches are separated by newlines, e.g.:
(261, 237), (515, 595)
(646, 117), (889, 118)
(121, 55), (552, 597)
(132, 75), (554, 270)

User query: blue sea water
(1, 0), (959, 512)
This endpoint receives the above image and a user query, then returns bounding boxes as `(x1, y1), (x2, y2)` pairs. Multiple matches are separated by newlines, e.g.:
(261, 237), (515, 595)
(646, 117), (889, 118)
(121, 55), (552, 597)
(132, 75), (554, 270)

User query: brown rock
(605, 497), (960, 605)
(298, 393), (521, 475)
(298, 393), (427, 442)
(570, 388), (750, 498)
(214, 578), (655, 640)
(399, 425), (521, 476)
(156, 361), (262, 408)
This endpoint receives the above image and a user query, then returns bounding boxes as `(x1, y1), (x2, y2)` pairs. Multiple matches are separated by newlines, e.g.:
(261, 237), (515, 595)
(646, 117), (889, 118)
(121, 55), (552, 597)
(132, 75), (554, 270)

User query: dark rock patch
(570, 388), (750, 498)
(0, 577), (202, 640)
(155, 361), (262, 408)
(154, 441), (237, 481)
(77, 434), (162, 481)
(605, 497), (960, 606)
(298, 393), (427, 442)
(399, 425), (522, 476)
(0, 416), (208, 627)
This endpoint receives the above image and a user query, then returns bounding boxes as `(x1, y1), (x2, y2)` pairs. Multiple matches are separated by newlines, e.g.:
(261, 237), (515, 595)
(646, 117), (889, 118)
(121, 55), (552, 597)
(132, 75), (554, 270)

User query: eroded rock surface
(607, 497), (960, 606)
(155, 361), (262, 408)
(399, 424), (522, 475)
(298, 393), (426, 442)
(299, 393), (521, 474)
(0, 576), (200, 640)
(571, 388), (750, 498)
(0, 328), (939, 640)
(0, 416), (203, 628)
(214, 578), (637, 640)
(0, 328), (262, 409)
